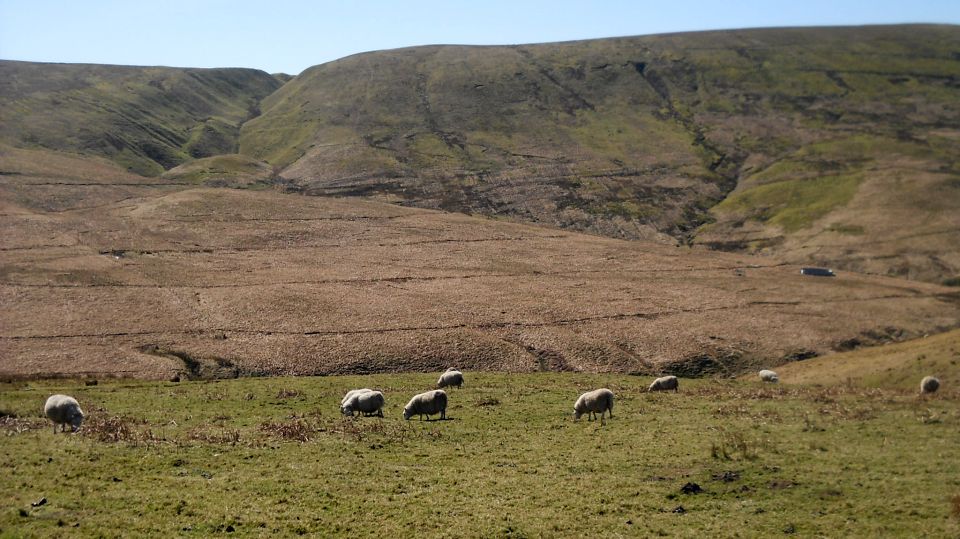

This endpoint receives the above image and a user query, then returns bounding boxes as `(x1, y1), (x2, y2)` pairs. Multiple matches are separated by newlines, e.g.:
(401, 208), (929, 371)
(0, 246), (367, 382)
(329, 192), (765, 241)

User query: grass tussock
(186, 426), (241, 445)
(710, 430), (762, 461)
(275, 388), (303, 399)
(259, 418), (314, 442)
(82, 415), (159, 445)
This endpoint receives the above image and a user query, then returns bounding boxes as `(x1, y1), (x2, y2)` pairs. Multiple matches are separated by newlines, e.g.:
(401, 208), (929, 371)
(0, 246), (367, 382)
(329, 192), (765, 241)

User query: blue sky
(1, 0), (958, 74)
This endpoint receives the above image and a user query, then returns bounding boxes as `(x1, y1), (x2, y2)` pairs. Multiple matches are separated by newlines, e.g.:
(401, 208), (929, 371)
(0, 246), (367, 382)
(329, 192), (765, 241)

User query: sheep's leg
(440, 409), (446, 420)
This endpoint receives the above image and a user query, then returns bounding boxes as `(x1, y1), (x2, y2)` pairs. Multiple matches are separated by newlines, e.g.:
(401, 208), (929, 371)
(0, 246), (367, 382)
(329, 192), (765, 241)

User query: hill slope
(240, 25), (960, 283)
(1, 152), (958, 378)
(773, 328), (960, 391)
(1, 26), (959, 284)
(0, 60), (283, 176)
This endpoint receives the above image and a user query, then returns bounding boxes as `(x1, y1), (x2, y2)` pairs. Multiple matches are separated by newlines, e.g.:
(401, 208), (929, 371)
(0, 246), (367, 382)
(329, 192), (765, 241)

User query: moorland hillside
(1, 148), (958, 378)
(3, 26), (958, 283)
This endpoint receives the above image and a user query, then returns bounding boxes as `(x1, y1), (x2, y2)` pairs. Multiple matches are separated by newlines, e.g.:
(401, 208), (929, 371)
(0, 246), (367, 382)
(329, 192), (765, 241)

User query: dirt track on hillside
(2, 184), (958, 379)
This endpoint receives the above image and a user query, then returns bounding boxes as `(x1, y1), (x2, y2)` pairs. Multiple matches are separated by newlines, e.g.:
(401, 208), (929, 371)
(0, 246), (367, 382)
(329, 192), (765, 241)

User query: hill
(0, 60), (282, 176)
(2, 27), (959, 283)
(773, 328), (960, 391)
(1, 149), (958, 378)
(240, 25), (960, 283)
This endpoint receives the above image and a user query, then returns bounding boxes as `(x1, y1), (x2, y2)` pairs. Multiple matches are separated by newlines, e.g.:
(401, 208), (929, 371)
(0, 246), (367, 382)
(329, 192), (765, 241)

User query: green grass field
(2, 373), (958, 537)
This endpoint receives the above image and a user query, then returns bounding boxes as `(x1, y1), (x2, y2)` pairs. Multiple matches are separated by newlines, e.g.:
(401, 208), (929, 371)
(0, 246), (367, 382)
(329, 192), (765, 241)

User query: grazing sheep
(340, 388), (373, 411)
(341, 390), (385, 417)
(44, 394), (84, 433)
(759, 370), (779, 383)
(437, 369), (464, 389)
(403, 390), (447, 420)
(573, 388), (614, 421)
(920, 376), (940, 395)
(648, 376), (679, 392)
(340, 388), (374, 416)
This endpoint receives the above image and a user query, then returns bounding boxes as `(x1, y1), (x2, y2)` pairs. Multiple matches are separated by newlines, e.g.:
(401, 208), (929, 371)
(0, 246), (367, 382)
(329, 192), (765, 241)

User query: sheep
(437, 369), (464, 389)
(341, 390), (385, 417)
(573, 388), (614, 421)
(648, 375), (679, 392)
(759, 370), (779, 383)
(340, 388), (373, 413)
(403, 390), (447, 420)
(920, 376), (940, 396)
(44, 394), (84, 433)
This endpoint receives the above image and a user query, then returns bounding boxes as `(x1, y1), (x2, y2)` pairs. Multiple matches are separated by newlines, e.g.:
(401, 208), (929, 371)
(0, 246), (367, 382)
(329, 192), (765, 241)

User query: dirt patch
(137, 345), (239, 380)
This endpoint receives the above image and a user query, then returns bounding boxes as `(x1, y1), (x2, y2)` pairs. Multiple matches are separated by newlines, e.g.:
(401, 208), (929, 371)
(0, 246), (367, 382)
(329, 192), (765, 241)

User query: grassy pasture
(2, 373), (958, 537)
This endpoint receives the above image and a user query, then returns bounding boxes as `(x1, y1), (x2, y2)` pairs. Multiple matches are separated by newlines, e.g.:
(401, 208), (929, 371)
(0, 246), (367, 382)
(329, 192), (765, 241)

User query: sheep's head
(340, 405), (353, 416)
(573, 409), (582, 421)
(402, 407), (413, 420)
(69, 408), (84, 432)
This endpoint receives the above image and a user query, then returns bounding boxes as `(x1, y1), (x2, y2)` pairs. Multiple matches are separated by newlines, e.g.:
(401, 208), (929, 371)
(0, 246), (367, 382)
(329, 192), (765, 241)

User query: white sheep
(573, 388), (614, 421)
(44, 394), (84, 433)
(648, 375), (679, 392)
(920, 376), (940, 395)
(341, 390), (385, 417)
(759, 370), (779, 383)
(403, 390), (447, 420)
(437, 369), (464, 389)
(340, 388), (373, 412)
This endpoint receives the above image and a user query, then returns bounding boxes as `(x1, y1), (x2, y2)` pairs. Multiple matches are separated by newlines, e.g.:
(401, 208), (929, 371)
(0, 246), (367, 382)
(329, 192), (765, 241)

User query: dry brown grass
(1, 185), (958, 379)
(82, 415), (159, 444)
(259, 419), (314, 442)
(275, 388), (303, 399)
(0, 415), (46, 435)
(321, 418), (417, 443)
(774, 328), (960, 391)
(186, 426), (241, 445)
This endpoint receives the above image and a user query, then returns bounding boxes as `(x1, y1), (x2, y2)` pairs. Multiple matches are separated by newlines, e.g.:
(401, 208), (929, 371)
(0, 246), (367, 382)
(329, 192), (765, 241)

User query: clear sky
(1, 0), (958, 75)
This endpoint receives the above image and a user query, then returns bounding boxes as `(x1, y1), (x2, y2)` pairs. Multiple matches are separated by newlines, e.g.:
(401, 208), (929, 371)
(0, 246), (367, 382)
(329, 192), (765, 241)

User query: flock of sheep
(339, 368), (463, 421)
(42, 368), (943, 433)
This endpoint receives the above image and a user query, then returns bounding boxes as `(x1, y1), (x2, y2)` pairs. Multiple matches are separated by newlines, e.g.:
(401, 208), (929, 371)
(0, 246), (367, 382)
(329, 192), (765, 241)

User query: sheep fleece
(44, 394), (84, 432)
(404, 390), (447, 420)
(574, 388), (614, 420)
